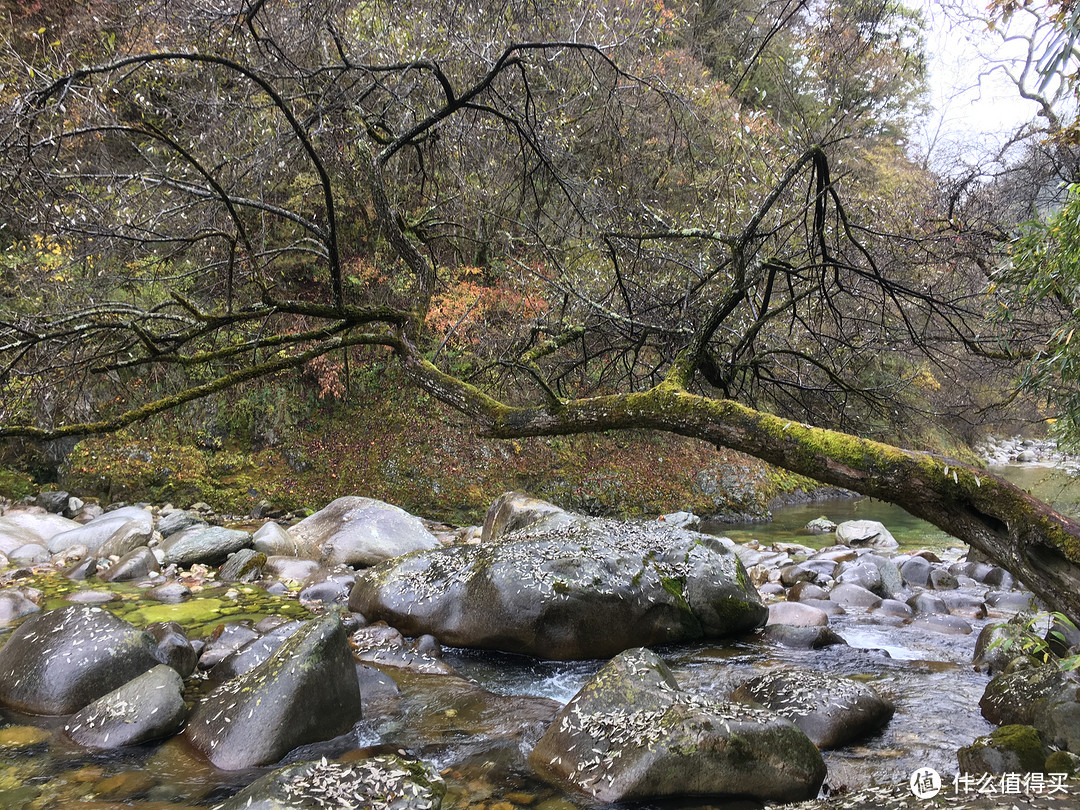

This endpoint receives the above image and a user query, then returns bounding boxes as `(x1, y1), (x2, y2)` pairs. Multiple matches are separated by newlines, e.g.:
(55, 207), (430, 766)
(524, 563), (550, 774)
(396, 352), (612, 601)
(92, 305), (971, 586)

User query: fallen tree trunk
(404, 350), (1080, 625)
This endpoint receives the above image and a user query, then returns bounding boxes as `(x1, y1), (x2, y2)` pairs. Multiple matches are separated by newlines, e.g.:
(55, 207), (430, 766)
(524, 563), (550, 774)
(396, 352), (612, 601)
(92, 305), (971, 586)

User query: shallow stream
(0, 463), (1071, 809)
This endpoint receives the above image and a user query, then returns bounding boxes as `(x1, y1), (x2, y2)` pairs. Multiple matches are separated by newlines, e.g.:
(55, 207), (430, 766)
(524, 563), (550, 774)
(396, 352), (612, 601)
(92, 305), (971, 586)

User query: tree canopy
(3, 0), (1080, 620)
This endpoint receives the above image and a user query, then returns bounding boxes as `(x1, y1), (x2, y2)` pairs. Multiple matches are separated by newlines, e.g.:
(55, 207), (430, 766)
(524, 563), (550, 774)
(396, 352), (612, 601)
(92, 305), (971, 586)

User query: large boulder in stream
(348, 511), (767, 660)
(528, 648), (825, 803)
(0, 605), (159, 715)
(287, 496), (441, 567)
(184, 613), (362, 769)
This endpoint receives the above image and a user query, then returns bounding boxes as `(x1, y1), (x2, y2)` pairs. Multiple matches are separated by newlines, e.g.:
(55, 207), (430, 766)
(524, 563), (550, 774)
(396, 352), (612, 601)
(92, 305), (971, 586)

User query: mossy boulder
(528, 648), (825, 803)
(183, 613), (362, 769)
(215, 754), (445, 810)
(980, 664), (1066, 726)
(731, 668), (894, 749)
(0, 605), (158, 715)
(957, 724), (1046, 774)
(349, 513), (767, 660)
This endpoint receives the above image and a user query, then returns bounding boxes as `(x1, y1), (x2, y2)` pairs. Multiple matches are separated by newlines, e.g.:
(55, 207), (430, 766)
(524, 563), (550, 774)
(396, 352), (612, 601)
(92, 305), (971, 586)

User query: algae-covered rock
(528, 648), (825, 803)
(731, 668), (894, 749)
(349, 514), (767, 660)
(0, 605), (158, 714)
(215, 755), (445, 810)
(184, 613), (362, 769)
(957, 724), (1047, 774)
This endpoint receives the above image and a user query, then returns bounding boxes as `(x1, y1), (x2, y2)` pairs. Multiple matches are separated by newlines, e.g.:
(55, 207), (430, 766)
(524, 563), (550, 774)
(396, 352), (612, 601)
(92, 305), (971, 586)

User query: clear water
(1, 462), (1074, 808)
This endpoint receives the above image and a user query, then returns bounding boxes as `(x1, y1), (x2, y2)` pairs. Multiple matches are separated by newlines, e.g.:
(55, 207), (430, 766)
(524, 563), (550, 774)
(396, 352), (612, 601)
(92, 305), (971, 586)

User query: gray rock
(184, 614), (363, 769)
(159, 525), (252, 567)
(481, 491), (571, 543)
(197, 623), (261, 670)
(957, 724), (1047, 774)
(805, 516), (837, 533)
(899, 556), (932, 587)
(148, 621), (198, 677)
(872, 599), (914, 619)
(156, 510), (205, 538)
(64, 664), (187, 749)
(981, 665), (1067, 726)
(9, 543), (49, 564)
(906, 592), (948, 614)
(215, 755), (445, 810)
(208, 621), (303, 681)
(834, 520), (898, 549)
(0, 605), (158, 714)
(48, 508), (153, 557)
(2, 510), (81, 544)
(762, 624), (847, 649)
(349, 515), (767, 660)
(0, 590), (41, 626)
(929, 568), (959, 590)
(144, 581), (192, 603)
(837, 562), (883, 594)
(788, 581), (831, 602)
(264, 556), (321, 583)
(253, 521), (301, 556)
(98, 546), (160, 583)
(828, 583), (882, 609)
(35, 490), (70, 513)
(732, 668), (894, 749)
(287, 496), (440, 567)
(658, 511), (701, 530)
(911, 614), (972, 635)
(528, 648), (825, 803)
(768, 601), (830, 627)
(218, 548), (266, 582)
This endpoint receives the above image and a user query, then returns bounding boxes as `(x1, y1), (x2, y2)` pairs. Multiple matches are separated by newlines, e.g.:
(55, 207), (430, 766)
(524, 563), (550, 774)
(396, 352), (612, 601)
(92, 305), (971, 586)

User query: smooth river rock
(0, 605), (158, 715)
(64, 664), (187, 749)
(287, 496), (441, 567)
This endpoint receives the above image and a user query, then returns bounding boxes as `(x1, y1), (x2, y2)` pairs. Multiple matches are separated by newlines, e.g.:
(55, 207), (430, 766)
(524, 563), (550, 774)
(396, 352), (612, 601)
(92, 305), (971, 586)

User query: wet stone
(732, 668), (894, 749)
(762, 624), (848, 650)
(213, 754), (446, 810)
(64, 664), (187, 749)
(911, 614), (973, 635)
(0, 605), (159, 715)
(828, 583), (882, 609)
(529, 647), (825, 803)
(767, 601), (829, 627)
(184, 614), (363, 770)
(98, 546), (160, 583)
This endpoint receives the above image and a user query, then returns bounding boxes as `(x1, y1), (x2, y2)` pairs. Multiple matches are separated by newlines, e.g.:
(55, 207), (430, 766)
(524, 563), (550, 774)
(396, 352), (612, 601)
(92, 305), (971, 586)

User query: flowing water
(0, 463), (1074, 809)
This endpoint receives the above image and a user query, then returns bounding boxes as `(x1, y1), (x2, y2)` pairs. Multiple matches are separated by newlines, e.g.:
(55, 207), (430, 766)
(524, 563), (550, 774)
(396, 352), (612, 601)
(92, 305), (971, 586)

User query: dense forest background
(1, 0), (1078, 523)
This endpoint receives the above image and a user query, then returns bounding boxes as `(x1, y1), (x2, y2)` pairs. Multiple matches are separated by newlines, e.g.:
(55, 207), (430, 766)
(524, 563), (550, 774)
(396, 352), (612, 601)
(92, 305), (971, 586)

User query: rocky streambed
(0, 490), (1077, 810)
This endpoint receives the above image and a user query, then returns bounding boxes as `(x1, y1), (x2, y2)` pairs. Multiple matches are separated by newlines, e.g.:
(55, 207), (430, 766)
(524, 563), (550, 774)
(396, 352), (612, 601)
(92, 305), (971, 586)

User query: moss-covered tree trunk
(403, 351), (1080, 624)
